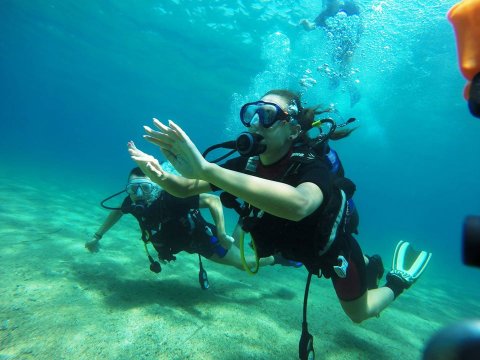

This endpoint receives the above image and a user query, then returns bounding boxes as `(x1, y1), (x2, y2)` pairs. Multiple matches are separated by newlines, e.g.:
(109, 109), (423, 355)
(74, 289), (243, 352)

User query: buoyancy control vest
(122, 193), (206, 262)
(225, 144), (356, 274)
(319, 141), (359, 235)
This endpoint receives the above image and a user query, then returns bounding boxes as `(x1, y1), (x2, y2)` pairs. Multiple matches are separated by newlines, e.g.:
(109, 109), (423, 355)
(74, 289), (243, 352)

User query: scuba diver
(205, 105), (382, 285)
(300, 0), (363, 107)
(300, 0), (360, 30)
(86, 167), (279, 289)
(127, 89), (432, 359)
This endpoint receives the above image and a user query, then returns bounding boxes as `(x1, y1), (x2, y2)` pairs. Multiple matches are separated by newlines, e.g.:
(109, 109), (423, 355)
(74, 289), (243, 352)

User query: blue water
(1, 0), (479, 357)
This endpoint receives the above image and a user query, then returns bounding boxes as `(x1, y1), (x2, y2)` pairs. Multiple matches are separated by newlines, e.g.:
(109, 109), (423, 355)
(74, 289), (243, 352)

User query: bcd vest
(234, 145), (356, 274)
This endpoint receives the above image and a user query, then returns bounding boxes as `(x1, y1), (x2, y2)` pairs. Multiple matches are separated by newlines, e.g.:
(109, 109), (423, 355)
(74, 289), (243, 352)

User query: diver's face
(126, 175), (157, 203)
(248, 94), (294, 162)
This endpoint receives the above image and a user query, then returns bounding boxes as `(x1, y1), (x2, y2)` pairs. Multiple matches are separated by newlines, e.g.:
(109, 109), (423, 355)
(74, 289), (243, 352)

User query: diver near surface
(300, 0), (363, 107)
(448, 0), (480, 118)
(300, 0), (360, 30)
(127, 89), (432, 358)
(86, 167), (279, 278)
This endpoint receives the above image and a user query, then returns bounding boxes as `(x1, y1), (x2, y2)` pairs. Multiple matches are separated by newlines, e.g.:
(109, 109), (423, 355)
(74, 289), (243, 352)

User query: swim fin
(392, 240), (432, 285)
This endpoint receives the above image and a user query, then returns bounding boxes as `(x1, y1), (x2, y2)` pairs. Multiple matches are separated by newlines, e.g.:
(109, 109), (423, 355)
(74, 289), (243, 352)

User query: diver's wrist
(154, 169), (168, 183)
(202, 162), (220, 183)
(93, 233), (103, 241)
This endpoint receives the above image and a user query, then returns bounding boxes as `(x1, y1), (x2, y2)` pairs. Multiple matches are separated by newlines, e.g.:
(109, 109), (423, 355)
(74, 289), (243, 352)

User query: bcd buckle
(333, 255), (348, 278)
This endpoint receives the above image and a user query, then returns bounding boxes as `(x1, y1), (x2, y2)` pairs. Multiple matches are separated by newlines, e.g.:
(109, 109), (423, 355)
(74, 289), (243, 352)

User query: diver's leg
(232, 222), (243, 247)
(332, 235), (394, 323)
(337, 241), (429, 323)
(339, 287), (394, 323)
(365, 254), (385, 289)
(208, 246), (274, 271)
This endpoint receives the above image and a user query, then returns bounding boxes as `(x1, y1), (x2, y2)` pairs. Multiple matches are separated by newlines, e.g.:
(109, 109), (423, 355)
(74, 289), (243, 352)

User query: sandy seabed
(1, 174), (479, 360)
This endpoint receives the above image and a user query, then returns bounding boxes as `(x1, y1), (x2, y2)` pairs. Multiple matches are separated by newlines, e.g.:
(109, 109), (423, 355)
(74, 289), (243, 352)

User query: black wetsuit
(215, 148), (367, 301)
(121, 192), (224, 261)
(314, 0), (360, 28)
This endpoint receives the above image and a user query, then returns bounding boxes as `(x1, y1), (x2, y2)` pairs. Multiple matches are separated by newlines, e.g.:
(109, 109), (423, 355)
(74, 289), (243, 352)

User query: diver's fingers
(149, 119), (185, 144)
(168, 120), (191, 143)
(152, 118), (182, 139)
(127, 145), (155, 161)
(127, 141), (147, 155)
(150, 161), (162, 172)
(151, 118), (182, 142)
(127, 147), (140, 157)
(143, 126), (157, 138)
(144, 125), (176, 145)
(161, 148), (177, 162)
(127, 141), (137, 150)
(150, 119), (182, 145)
(143, 156), (162, 171)
(130, 156), (150, 165)
(145, 162), (163, 176)
(144, 125), (165, 139)
(129, 144), (158, 163)
(152, 118), (170, 132)
(130, 154), (156, 165)
(167, 120), (204, 160)
(143, 135), (174, 151)
(127, 142), (148, 158)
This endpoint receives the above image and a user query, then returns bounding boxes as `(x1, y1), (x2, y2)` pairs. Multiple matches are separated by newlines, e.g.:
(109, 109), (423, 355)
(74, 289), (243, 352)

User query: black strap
(299, 272), (315, 360)
(302, 272), (313, 324)
(198, 255), (209, 290)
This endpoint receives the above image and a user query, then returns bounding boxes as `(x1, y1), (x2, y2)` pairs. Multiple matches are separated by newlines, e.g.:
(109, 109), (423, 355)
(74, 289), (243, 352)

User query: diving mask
(126, 179), (161, 205)
(126, 180), (156, 196)
(240, 101), (292, 128)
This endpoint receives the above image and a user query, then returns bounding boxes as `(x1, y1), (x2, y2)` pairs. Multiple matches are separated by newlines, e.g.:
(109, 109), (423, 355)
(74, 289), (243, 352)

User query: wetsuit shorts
(331, 234), (367, 301)
(188, 223), (228, 259)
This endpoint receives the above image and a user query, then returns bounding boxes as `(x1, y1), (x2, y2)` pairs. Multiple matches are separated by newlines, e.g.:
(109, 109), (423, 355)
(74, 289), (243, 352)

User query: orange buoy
(448, 0), (480, 82)
(448, 0), (480, 116)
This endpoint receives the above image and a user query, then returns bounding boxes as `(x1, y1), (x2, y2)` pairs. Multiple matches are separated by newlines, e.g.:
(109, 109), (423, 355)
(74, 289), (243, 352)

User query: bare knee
(345, 311), (367, 324)
(343, 309), (369, 324)
(340, 293), (369, 324)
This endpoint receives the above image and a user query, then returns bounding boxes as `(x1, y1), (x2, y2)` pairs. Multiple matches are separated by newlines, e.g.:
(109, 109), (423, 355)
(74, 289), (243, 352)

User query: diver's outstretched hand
(85, 236), (100, 253)
(143, 119), (210, 180)
(128, 141), (167, 183)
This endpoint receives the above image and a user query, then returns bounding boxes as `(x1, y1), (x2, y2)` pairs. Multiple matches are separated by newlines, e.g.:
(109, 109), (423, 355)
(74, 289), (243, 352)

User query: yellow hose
(239, 230), (259, 275)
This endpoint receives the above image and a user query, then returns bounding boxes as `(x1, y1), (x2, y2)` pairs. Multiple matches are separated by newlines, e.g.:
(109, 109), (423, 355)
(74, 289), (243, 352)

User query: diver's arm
(152, 171), (212, 198)
(199, 193), (226, 237)
(142, 120), (323, 221)
(314, 0), (339, 27)
(199, 193), (234, 248)
(95, 210), (123, 237)
(128, 141), (212, 197)
(85, 210), (123, 252)
(203, 164), (323, 221)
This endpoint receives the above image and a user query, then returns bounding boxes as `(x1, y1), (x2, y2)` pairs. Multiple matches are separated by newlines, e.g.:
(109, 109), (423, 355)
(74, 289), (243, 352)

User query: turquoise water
(1, 1), (480, 359)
